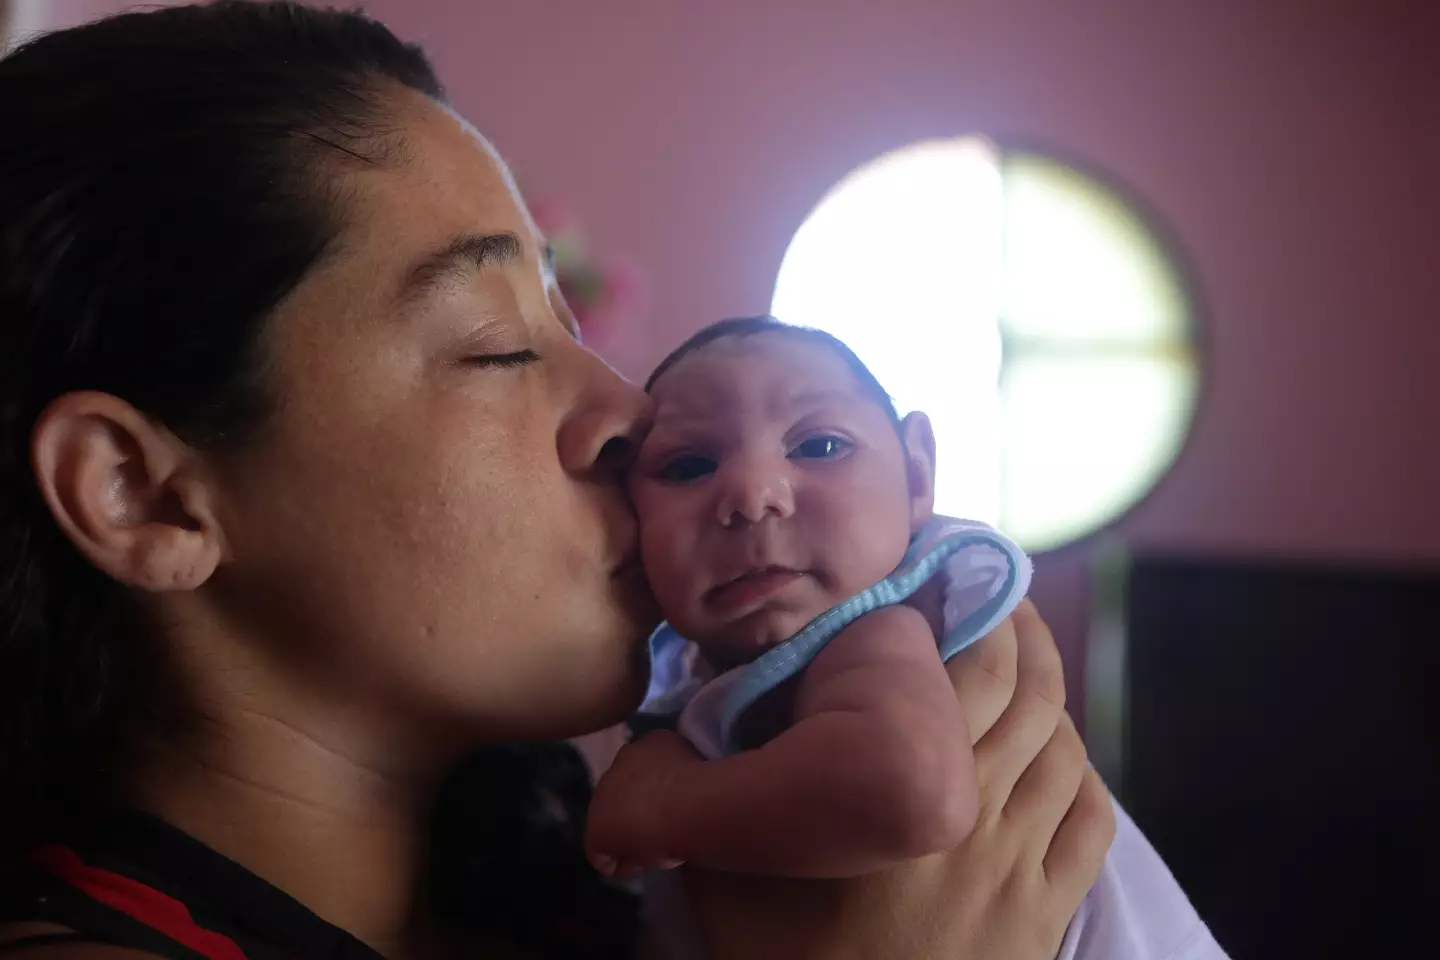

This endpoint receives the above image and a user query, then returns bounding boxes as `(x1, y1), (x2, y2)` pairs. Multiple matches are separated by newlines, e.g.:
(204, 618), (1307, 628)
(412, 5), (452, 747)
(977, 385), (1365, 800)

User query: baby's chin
(694, 609), (816, 668)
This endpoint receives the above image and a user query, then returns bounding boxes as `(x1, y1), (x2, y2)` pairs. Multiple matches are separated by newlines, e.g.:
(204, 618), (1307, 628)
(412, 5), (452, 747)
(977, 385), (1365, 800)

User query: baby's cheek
(634, 499), (693, 608)
(641, 557), (700, 632)
(633, 486), (675, 554)
(826, 518), (913, 597)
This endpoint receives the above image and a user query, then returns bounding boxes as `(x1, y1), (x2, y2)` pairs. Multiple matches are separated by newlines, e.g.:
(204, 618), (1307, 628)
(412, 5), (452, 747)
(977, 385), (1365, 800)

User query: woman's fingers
(965, 600), (1113, 930)
(946, 609), (1019, 745)
(1043, 766), (1117, 902)
(1007, 709), (1088, 853)
(973, 601), (1067, 804)
(1009, 600), (1066, 711)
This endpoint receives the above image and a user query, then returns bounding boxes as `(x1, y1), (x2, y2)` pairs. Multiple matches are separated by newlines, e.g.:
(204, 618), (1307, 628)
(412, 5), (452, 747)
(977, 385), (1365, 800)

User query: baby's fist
(586, 730), (698, 878)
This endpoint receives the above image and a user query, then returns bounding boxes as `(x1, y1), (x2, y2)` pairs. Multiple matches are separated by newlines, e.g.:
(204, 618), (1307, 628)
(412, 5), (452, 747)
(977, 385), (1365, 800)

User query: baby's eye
(657, 454), (718, 484)
(790, 436), (851, 460)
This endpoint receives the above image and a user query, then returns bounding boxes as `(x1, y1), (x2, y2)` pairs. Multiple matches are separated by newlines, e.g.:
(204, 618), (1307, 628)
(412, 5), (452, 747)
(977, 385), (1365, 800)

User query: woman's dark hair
(0, 6), (634, 955)
(645, 314), (902, 428)
(430, 743), (641, 958)
(0, 0), (442, 857)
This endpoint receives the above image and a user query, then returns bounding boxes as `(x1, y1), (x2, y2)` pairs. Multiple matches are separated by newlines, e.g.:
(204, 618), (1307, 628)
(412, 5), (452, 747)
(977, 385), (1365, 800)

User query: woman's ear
(899, 411), (937, 533)
(30, 391), (226, 592)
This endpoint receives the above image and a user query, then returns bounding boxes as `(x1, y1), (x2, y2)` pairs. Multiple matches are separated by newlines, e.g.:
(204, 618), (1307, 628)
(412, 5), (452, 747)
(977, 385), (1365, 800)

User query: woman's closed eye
(461, 349), (540, 369)
(656, 453), (718, 484)
(789, 435), (852, 461)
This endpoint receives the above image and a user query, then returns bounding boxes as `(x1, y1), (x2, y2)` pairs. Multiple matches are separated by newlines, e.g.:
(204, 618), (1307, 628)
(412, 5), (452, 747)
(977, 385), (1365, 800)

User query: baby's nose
(716, 458), (796, 526)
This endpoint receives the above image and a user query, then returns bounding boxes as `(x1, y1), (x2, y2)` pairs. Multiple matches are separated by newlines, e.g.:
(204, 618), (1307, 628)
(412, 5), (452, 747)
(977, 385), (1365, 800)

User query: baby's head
(634, 316), (937, 667)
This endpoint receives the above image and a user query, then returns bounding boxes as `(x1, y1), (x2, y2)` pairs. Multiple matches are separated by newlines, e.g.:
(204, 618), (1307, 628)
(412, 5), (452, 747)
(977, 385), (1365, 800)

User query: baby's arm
(586, 604), (977, 878)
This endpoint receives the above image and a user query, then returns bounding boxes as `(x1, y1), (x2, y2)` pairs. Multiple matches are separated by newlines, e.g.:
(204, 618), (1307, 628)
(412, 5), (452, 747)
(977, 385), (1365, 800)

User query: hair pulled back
(0, 10), (640, 953)
(0, 0), (442, 855)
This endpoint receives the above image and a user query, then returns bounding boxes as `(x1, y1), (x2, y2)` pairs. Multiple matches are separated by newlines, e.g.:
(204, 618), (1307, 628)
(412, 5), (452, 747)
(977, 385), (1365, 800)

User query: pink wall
(40, 1), (1440, 706)
(372, 0), (1440, 705)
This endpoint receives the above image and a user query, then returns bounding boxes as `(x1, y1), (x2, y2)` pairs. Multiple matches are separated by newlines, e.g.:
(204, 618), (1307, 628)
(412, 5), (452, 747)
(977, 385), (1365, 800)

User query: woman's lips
(705, 566), (806, 614)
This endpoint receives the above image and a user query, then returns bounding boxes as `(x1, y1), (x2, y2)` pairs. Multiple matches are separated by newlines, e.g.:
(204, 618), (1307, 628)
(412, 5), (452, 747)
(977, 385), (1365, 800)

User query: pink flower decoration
(524, 193), (649, 345)
(527, 196), (575, 236)
(600, 255), (649, 315)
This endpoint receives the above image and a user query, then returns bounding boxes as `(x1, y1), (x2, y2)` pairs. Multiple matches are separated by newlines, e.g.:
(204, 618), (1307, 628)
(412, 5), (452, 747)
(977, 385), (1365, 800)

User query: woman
(0, 3), (1113, 957)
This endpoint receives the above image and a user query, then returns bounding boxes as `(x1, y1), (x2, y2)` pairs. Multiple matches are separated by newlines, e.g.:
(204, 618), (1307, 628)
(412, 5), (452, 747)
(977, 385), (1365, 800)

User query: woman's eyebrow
(397, 231), (521, 303)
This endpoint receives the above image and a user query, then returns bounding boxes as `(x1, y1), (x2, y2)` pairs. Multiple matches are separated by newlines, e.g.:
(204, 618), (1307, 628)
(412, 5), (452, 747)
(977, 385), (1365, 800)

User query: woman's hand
(681, 601), (1115, 960)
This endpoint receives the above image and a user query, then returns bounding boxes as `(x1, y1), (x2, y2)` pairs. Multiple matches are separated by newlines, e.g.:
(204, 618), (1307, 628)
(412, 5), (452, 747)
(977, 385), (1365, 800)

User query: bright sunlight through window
(771, 138), (1200, 551)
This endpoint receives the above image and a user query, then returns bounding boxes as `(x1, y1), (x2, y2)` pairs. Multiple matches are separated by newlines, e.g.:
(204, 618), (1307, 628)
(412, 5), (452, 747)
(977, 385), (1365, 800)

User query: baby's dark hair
(644, 315), (902, 429)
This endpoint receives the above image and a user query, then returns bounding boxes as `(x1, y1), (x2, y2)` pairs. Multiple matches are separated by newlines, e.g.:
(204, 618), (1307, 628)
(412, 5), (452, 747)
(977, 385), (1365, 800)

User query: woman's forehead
(311, 90), (544, 295)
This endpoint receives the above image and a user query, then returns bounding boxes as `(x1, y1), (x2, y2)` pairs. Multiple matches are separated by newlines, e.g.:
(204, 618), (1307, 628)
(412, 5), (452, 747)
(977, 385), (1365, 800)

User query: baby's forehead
(659, 332), (858, 402)
(650, 332), (864, 412)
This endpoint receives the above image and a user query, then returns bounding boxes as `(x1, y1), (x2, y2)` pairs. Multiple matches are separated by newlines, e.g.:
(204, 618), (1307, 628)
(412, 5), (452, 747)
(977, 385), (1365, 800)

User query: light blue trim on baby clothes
(713, 522), (1029, 755)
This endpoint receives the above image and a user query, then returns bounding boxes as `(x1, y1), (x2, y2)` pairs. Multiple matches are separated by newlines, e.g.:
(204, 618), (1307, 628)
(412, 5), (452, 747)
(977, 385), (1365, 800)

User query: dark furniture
(1091, 552), (1440, 958)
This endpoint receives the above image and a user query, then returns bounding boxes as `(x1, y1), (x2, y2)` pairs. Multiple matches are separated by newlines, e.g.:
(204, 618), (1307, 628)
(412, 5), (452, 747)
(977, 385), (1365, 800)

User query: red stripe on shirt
(31, 844), (249, 960)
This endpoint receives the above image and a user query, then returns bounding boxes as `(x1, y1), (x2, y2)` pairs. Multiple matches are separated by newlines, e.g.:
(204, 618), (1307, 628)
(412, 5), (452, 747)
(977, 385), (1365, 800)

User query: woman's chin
(539, 653), (651, 742)
(583, 663), (651, 733)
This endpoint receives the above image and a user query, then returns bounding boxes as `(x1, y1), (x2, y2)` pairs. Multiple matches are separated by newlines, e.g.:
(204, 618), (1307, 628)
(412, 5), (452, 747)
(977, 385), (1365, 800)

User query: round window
(771, 138), (1201, 552)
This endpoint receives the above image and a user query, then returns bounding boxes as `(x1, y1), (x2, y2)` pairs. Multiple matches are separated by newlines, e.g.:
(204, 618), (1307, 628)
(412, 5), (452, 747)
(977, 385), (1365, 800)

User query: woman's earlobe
(900, 411), (938, 530)
(30, 391), (224, 592)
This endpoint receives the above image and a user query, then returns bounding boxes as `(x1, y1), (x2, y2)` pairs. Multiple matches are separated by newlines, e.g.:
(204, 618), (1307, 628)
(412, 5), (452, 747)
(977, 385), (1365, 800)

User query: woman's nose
(557, 349), (653, 482)
(715, 455), (796, 527)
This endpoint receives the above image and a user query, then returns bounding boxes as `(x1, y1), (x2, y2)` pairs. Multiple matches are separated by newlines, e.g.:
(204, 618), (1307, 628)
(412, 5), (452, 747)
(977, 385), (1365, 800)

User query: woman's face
(209, 89), (658, 746)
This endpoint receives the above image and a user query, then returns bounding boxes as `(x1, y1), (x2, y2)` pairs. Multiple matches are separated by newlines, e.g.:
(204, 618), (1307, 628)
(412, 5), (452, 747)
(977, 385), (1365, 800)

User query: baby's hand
(586, 730), (699, 878)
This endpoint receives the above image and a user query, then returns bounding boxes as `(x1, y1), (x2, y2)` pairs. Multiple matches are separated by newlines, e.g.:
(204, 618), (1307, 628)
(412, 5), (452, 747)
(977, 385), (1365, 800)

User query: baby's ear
(899, 411), (937, 533)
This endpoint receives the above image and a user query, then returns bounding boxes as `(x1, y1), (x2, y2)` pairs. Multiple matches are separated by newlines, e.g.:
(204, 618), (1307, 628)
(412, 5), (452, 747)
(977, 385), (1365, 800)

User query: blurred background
(6, 1), (1439, 955)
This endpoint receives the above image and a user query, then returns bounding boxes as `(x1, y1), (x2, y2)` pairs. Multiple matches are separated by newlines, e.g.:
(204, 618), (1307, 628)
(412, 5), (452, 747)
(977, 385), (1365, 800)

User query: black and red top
(0, 807), (384, 958)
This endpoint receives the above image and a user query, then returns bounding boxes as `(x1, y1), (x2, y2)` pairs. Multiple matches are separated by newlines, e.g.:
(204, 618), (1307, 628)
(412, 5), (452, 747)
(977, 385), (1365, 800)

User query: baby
(583, 316), (1232, 960)
(585, 315), (1031, 879)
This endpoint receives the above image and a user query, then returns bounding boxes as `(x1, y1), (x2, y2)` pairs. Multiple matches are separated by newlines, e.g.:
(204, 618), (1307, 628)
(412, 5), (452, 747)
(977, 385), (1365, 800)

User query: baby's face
(633, 333), (925, 666)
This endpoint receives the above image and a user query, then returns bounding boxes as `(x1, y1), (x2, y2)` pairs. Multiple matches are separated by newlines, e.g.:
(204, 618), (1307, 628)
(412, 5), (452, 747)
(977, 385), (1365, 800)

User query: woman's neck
(124, 700), (449, 959)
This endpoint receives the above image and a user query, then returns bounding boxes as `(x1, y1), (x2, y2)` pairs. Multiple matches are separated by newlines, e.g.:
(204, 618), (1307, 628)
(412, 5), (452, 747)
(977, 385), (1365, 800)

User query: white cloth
(1058, 800), (1230, 960)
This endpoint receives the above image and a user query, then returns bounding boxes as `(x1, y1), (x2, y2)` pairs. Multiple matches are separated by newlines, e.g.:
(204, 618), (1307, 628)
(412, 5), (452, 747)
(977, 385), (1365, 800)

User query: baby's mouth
(704, 566), (807, 613)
